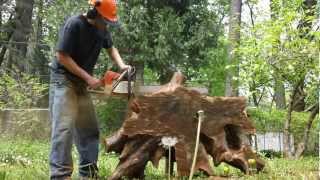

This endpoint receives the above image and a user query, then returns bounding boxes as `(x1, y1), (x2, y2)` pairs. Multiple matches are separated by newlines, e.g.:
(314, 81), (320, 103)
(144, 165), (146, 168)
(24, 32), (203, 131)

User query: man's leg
(50, 76), (78, 179)
(74, 91), (100, 178)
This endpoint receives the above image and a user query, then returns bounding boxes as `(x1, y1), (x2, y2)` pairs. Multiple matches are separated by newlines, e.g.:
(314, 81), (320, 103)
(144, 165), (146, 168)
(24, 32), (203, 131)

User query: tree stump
(105, 72), (265, 180)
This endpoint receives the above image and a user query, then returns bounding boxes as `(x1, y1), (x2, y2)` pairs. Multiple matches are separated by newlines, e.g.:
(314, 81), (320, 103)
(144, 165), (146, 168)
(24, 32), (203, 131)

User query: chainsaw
(87, 67), (136, 99)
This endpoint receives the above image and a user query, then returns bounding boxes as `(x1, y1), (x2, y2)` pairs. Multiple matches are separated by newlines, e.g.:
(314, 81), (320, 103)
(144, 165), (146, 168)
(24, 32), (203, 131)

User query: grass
(0, 137), (318, 180)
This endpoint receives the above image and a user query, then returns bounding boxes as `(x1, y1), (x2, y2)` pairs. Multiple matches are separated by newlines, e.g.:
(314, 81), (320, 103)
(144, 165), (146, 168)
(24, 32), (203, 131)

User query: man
(49, 0), (130, 179)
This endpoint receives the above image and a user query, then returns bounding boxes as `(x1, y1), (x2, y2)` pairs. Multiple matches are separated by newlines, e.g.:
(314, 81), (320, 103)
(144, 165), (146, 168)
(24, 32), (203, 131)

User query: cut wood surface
(105, 72), (265, 180)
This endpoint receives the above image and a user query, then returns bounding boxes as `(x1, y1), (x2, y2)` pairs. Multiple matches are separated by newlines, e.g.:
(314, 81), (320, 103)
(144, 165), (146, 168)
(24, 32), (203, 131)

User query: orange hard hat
(88, 0), (119, 26)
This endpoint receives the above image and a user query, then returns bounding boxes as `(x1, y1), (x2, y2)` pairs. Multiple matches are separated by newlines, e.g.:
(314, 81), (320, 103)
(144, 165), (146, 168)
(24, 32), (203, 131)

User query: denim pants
(49, 72), (99, 179)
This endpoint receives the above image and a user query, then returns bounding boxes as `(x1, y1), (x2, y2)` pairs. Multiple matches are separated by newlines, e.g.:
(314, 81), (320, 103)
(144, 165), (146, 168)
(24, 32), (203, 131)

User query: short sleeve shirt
(52, 15), (113, 79)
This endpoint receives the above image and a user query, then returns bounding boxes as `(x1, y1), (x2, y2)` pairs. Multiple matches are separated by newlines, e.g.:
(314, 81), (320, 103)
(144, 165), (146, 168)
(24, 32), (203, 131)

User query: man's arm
(56, 51), (101, 88)
(107, 47), (130, 70)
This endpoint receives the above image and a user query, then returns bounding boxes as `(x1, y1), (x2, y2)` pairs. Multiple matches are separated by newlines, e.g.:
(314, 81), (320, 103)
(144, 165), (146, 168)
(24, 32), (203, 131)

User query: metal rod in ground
(189, 110), (204, 180)
(168, 146), (171, 180)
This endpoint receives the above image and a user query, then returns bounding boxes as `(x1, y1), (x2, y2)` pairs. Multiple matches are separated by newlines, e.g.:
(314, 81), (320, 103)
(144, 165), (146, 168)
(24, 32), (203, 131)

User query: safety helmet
(88, 0), (119, 26)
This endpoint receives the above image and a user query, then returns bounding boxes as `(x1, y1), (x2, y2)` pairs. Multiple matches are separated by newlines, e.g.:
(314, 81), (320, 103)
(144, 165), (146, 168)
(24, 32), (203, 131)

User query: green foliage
(113, 0), (224, 83)
(39, 0), (227, 87)
(196, 37), (228, 96)
(238, 0), (319, 105)
(0, 70), (48, 109)
(96, 97), (128, 136)
(43, 1), (88, 48)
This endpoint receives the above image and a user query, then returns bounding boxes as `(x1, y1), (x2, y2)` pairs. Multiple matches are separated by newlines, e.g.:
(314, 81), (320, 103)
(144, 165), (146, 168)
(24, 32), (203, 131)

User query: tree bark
(283, 97), (293, 158)
(225, 0), (242, 97)
(294, 103), (319, 158)
(291, 82), (306, 112)
(32, 0), (46, 74)
(7, 0), (35, 72)
(274, 77), (286, 109)
(0, 13), (14, 68)
(0, 47), (8, 68)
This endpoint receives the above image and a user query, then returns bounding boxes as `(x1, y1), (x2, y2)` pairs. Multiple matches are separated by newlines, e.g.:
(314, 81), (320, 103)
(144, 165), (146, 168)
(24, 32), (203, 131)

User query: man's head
(87, 0), (119, 29)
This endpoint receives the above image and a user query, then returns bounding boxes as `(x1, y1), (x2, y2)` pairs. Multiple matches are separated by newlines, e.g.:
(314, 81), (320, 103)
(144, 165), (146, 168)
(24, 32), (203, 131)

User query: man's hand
(56, 52), (101, 88)
(120, 64), (132, 72)
(86, 76), (102, 89)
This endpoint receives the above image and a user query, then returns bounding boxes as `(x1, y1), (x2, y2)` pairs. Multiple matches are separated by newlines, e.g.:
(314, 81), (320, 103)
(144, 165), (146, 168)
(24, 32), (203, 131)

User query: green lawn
(0, 138), (318, 180)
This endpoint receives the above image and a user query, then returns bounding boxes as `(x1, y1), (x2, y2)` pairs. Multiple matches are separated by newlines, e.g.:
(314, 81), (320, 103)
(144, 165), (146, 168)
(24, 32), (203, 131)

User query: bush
(0, 70), (48, 109)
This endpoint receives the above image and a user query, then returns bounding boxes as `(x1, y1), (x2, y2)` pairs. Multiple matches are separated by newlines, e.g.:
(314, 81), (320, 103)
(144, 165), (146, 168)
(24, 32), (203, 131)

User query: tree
(237, 0), (318, 157)
(0, 0), (14, 67)
(225, 0), (242, 96)
(7, 0), (35, 72)
(29, 0), (50, 82)
(111, 0), (221, 85)
(295, 102), (319, 158)
(270, 0), (286, 109)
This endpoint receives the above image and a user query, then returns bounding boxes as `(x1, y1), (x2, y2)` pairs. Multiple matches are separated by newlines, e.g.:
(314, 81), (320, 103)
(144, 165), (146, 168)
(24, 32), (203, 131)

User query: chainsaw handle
(112, 66), (133, 90)
(86, 87), (105, 94)
(111, 66), (135, 100)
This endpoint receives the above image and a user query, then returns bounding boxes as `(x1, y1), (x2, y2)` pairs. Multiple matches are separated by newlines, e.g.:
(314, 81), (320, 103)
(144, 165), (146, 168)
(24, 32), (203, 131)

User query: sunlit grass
(0, 138), (318, 180)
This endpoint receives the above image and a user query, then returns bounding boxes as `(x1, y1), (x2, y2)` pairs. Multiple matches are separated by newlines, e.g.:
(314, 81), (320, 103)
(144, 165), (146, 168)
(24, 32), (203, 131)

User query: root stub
(105, 72), (265, 179)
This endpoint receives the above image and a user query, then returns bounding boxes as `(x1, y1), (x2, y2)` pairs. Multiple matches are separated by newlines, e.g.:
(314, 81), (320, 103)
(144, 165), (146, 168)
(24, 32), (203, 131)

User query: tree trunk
(270, 0), (286, 110)
(280, 0), (316, 158)
(290, 0), (317, 112)
(225, 0), (242, 97)
(105, 72), (265, 179)
(283, 98), (293, 158)
(274, 77), (286, 109)
(0, 47), (8, 68)
(0, 13), (14, 68)
(7, 0), (35, 72)
(31, 0), (45, 74)
(294, 103), (319, 158)
(291, 82), (306, 112)
(283, 80), (303, 158)
(249, 80), (265, 107)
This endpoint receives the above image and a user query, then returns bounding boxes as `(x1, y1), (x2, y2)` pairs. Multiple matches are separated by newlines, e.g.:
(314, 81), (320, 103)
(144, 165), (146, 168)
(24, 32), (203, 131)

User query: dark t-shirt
(51, 15), (113, 82)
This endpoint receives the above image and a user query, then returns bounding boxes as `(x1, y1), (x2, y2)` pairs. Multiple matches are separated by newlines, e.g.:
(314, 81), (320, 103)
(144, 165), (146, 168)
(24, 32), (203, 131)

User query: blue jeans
(49, 72), (99, 179)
